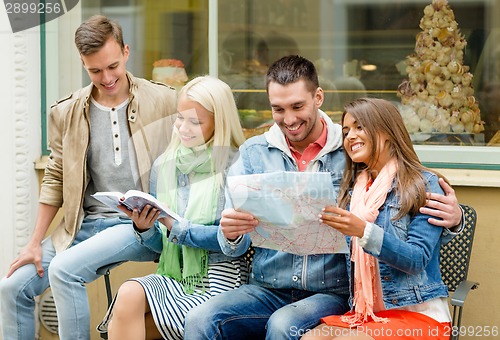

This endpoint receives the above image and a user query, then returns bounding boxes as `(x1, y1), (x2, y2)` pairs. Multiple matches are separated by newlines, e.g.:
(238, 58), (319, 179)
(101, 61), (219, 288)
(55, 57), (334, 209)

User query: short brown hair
(74, 15), (124, 55)
(265, 55), (319, 94)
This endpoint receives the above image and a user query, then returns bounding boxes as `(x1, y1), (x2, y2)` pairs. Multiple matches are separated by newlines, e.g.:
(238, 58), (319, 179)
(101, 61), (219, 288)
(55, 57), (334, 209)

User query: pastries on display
(397, 0), (484, 135)
(152, 59), (188, 90)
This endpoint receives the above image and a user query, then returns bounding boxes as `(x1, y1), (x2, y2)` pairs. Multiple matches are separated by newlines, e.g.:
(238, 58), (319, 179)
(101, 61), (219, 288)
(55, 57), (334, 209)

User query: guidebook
(92, 190), (181, 220)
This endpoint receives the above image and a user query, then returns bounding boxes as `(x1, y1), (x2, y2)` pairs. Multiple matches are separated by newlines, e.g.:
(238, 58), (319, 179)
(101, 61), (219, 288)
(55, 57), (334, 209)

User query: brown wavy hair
(337, 98), (448, 219)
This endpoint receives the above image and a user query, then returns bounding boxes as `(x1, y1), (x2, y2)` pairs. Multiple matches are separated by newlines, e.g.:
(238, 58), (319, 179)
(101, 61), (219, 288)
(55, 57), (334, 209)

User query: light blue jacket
(137, 154), (237, 264)
(346, 171), (449, 309)
(218, 111), (349, 295)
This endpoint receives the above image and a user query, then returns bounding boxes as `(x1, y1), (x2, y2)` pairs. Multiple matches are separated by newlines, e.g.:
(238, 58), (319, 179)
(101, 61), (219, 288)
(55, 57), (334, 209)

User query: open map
(227, 171), (348, 255)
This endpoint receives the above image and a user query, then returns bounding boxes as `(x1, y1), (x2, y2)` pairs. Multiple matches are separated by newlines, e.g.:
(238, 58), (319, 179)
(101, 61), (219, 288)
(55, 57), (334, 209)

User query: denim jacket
(346, 171), (449, 309)
(219, 111), (349, 295)
(136, 154), (237, 264)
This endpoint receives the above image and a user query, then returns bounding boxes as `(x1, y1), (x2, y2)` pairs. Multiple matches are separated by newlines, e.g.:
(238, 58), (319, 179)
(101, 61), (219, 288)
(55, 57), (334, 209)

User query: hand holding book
(92, 190), (181, 231)
(116, 203), (164, 232)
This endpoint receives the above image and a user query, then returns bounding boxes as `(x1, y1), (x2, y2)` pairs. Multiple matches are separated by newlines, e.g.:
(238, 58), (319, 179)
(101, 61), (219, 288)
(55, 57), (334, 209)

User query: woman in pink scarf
(303, 98), (453, 340)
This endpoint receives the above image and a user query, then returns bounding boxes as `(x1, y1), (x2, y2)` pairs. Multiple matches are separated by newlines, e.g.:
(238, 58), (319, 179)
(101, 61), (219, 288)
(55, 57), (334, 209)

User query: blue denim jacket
(219, 112), (349, 295)
(346, 171), (449, 309)
(137, 155), (236, 264)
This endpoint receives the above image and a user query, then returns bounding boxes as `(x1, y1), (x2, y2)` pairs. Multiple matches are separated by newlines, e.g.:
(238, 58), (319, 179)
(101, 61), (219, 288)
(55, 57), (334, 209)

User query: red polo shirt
(287, 119), (328, 172)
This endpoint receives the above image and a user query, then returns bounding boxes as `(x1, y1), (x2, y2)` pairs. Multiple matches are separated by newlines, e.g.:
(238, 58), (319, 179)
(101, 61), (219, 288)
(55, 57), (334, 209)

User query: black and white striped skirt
(98, 259), (247, 339)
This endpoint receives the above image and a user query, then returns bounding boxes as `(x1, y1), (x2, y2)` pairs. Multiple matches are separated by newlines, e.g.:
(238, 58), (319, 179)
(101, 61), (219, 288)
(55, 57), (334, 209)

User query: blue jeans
(184, 284), (349, 340)
(0, 217), (161, 340)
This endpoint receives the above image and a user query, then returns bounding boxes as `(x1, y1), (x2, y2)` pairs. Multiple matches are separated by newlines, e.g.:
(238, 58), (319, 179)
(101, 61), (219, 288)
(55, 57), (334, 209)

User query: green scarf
(155, 144), (219, 294)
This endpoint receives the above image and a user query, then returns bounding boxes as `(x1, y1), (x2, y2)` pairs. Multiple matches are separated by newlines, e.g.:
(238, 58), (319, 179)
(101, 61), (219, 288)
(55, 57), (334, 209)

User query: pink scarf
(341, 158), (398, 327)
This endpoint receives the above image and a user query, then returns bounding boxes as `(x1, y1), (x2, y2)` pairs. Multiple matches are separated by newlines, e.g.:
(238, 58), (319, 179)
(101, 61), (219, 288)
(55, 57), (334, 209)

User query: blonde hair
(338, 98), (447, 219)
(166, 76), (245, 187)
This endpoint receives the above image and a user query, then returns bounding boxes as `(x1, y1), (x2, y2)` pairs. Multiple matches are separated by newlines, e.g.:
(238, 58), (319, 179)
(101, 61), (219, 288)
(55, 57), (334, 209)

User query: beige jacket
(41, 72), (177, 253)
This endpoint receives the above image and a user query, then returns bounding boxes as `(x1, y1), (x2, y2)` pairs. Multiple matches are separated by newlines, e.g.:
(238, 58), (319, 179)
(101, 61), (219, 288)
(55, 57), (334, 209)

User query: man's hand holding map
(227, 171), (348, 255)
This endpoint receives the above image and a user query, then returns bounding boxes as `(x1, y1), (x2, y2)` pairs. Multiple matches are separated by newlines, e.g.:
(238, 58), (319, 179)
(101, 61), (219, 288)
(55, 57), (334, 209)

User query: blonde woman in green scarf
(99, 76), (247, 340)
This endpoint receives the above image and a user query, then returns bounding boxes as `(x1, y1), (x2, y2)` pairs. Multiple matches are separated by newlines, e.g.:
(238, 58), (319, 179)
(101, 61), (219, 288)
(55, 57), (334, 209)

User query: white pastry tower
(397, 0), (484, 135)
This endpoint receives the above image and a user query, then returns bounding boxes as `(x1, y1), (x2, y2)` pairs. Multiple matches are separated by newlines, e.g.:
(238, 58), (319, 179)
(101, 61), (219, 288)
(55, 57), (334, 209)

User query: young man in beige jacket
(0, 15), (177, 340)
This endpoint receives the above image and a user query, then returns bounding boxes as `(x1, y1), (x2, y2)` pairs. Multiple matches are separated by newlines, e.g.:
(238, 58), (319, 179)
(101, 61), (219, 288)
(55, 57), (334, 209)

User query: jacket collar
(80, 72), (138, 122)
(264, 109), (343, 160)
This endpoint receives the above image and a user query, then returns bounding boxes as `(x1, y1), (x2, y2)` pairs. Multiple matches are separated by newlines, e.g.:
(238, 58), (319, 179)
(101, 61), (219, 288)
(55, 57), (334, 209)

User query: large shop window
(42, 0), (500, 169)
(216, 0), (500, 169)
(80, 0), (210, 87)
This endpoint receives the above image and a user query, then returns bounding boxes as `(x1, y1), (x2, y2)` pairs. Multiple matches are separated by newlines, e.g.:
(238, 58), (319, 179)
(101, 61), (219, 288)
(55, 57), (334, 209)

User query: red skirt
(321, 310), (451, 340)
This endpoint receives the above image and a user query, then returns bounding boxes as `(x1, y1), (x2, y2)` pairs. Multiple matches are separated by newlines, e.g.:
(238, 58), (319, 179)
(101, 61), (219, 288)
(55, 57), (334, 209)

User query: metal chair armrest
(450, 280), (479, 307)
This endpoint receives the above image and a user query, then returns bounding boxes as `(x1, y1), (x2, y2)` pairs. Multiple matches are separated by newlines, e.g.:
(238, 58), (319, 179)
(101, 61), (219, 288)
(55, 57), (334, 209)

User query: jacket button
(392, 299), (398, 304)
(383, 276), (391, 281)
(132, 109), (136, 113)
(172, 237), (178, 243)
(130, 116), (135, 120)
(292, 275), (299, 282)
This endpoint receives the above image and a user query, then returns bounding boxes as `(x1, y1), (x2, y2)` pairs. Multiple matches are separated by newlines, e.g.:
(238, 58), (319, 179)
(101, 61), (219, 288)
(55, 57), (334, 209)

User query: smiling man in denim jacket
(184, 55), (463, 340)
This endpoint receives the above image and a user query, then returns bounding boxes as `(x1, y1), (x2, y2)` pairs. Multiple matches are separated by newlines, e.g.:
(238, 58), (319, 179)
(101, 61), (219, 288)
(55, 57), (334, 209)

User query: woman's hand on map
(319, 205), (366, 238)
